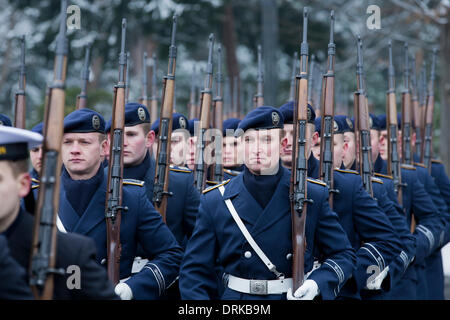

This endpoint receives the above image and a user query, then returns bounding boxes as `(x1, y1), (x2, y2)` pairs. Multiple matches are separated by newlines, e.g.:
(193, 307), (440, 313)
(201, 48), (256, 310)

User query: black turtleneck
(62, 163), (104, 217)
(243, 162), (283, 209)
(225, 164), (244, 172)
(123, 151), (151, 181)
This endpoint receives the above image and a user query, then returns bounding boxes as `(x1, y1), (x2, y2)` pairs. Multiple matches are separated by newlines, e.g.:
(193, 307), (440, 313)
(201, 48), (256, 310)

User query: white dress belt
(227, 275), (293, 295)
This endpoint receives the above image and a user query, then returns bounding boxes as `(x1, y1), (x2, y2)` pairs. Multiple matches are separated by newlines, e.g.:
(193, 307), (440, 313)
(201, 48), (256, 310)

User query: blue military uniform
(107, 103), (200, 247)
(55, 108), (183, 299)
(281, 106), (402, 299)
(0, 235), (33, 300)
(179, 106), (356, 300)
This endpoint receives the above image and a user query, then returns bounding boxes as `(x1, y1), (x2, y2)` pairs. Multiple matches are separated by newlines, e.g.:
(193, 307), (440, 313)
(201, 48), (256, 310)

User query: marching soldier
(279, 102), (403, 299)
(186, 118), (199, 171)
(222, 118), (244, 180)
(0, 125), (119, 299)
(106, 103), (200, 248)
(179, 106), (357, 300)
(52, 108), (183, 300)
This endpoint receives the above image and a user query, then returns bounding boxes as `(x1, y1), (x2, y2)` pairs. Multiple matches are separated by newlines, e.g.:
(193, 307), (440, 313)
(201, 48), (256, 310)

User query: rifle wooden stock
(14, 36), (26, 128)
(29, 0), (68, 300)
(291, 7), (310, 292)
(153, 16), (178, 221)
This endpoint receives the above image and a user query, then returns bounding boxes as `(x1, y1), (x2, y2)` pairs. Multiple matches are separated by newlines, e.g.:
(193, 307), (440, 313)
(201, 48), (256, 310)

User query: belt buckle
(249, 280), (268, 295)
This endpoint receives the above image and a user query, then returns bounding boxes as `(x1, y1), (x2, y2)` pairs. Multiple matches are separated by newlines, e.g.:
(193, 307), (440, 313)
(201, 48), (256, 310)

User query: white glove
(286, 279), (319, 300)
(115, 282), (133, 300)
(365, 266), (389, 290)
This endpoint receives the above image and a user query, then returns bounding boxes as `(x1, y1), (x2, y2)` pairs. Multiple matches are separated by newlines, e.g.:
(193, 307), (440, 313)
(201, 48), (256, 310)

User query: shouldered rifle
(422, 48), (437, 172)
(386, 41), (403, 205)
(150, 53), (159, 122)
(319, 11), (339, 205)
(291, 7), (313, 292)
(410, 55), (422, 158)
(354, 36), (373, 196)
(254, 44), (264, 108)
(211, 44), (224, 182)
(29, 0), (68, 299)
(152, 16), (178, 221)
(14, 35), (26, 128)
(401, 43), (413, 165)
(140, 52), (150, 108)
(289, 51), (298, 101)
(194, 34), (215, 192)
(307, 54), (315, 106)
(76, 44), (91, 109)
(105, 19), (128, 285)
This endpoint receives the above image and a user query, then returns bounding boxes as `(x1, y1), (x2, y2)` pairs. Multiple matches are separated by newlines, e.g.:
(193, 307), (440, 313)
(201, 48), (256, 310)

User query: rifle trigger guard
(164, 191), (174, 197)
(330, 188), (340, 195)
(48, 268), (66, 276)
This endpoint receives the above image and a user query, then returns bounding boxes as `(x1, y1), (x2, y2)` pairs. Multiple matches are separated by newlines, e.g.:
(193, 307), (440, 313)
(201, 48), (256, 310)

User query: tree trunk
(261, 0), (278, 106)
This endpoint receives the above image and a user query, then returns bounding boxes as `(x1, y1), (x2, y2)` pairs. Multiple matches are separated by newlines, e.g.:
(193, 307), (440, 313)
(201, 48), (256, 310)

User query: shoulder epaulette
(374, 172), (393, 180)
(123, 179), (145, 187)
(307, 178), (327, 187)
(31, 178), (40, 184)
(169, 165), (192, 173)
(371, 177), (383, 184)
(431, 159), (443, 164)
(334, 168), (359, 175)
(31, 184), (40, 189)
(401, 164), (416, 170)
(223, 169), (239, 176)
(414, 162), (427, 168)
(202, 179), (231, 194)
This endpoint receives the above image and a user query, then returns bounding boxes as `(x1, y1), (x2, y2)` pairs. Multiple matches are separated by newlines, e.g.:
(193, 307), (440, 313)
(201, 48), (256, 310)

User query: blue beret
(31, 122), (44, 135)
(0, 114), (12, 127)
(236, 106), (284, 136)
(188, 118), (199, 136)
(315, 115), (350, 136)
(222, 118), (241, 136)
(64, 108), (105, 134)
(106, 102), (150, 132)
(151, 113), (189, 136)
(278, 101), (315, 124)
(368, 113), (381, 130)
(378, 114), (387, 130)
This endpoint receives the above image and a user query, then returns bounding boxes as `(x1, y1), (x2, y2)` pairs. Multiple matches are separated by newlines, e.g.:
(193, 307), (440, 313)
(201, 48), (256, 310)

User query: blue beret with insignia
(315, 115), (349, 136)
(105, 102), (150, 132)
(0, 114), (12, 127)
(236, 106), (284, 137)
(151, 113), (189, 136)
(0, 126), (43, 161)
(368, 113), (381, 130)
(378, 114), (387, 130)
(278, 101), (315, 124)
(64, 108), (105, 134)
(31, 122), (44, 135)
(222, 118), (241, 136)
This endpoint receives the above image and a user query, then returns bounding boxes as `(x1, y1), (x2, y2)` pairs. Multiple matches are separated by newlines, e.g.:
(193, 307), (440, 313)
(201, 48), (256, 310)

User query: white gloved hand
(286, 279), (319, 300)
(365, 266), (389, 290)
(115, 282), (133, 300)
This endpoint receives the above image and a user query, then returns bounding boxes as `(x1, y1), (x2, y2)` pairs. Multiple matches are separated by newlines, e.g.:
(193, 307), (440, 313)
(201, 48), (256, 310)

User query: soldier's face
(186, 136), (197, 170)
(311, 136), (321, 160)
(29, 145), (43, 175)
(170, 130), (190, 166)
(0, 161), (30, 233)
(243, 129), (280, 175)
(280, 123), (294, 166)
(123, 124), (153, 166)
(343, 132), (356, 168)
(223, 136), (242, 167)
(379, 129), (388, 160)
(333, 134), (345, 168)
(62, 132), (107, 180)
